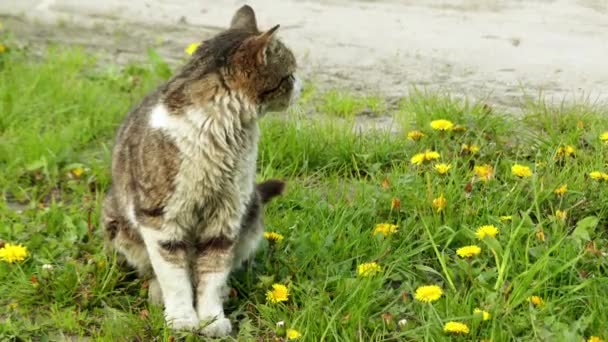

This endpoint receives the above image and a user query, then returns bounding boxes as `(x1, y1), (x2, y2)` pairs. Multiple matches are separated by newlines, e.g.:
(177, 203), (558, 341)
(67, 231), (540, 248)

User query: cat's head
(191, 5), (300, 113)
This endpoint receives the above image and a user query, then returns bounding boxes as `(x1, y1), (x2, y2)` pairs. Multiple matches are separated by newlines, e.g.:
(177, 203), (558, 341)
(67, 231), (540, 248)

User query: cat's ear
(230, 5), (258, 32)
(243, 25), (280, 65)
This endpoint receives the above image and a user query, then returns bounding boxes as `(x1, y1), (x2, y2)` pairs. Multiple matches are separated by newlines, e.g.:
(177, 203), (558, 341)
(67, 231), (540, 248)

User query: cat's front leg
(194, 223), (238, 337)
(140, 224), (199, 330)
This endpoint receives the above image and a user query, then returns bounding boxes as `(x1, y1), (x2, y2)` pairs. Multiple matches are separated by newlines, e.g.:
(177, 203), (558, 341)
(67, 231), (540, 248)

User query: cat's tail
(257, 179), (286, 204)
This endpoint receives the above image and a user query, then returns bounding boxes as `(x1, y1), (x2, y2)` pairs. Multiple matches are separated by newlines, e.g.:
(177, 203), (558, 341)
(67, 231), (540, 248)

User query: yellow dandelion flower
(528, 295), (544, 307)
(410, 150), (441, 165)
(286, 329), (302, 340)
(604, 173), (608, 181)
(443, 321), (469, 334)
(554, 184), (567, 197)
(456, 245), (481, 258)
(474, 308), (491, 321)
(410, 153), (426, 165)
(589, 171), (603, 180)
(0, 243), (28, 263)
(462, 144), (480, 154)
(0, 43), (6, 54)
(71, 167), (85, 178)
(557, 145), (576, 158)
(476, 225), (499, 239)
(373, 223), (398, 237)
(266, 284), (289, 303)
(407, 130), (425, 141)
(414, 285), (443, 303)
(555, 210), (567, 221)
(432, 194), (447, 213)
(512, 164), (533, 178)
(499, 215), (512, 222)
(601, 132), (608, 142)
(185, 42), (200, 55)
(357, 262), (382, 277)
(588, 336), (604, 342)
(434, 163), (451, 175)
(474, 164), (494, 182)
(425, 150), (440, 161)
(430, 119), (454, 131)
(264, 232), (284, 243)
(535, 228), (546, 242)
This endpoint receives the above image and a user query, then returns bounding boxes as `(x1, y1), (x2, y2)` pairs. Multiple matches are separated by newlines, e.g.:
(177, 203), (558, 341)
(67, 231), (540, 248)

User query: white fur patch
(140, 227), (198, 328)
(291, 74), (303, 104)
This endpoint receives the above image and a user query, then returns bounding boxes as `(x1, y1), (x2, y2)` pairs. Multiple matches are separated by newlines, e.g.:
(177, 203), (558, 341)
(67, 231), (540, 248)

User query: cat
(100, 4), (299, 336)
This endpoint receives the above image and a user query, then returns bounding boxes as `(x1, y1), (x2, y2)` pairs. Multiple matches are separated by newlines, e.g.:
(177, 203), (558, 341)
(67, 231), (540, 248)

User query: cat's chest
(149, 103), (259, 222)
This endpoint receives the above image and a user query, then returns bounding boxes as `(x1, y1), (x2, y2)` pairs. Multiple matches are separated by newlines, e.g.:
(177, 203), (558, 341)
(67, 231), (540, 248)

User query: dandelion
(185, 42), (200, 55)
(556, 145), (575, 158)
(456, 245), (481, 258)
(71, 167), (85, 178)
(555, 210), (567, 221)
(499, 215), (512, 222)
(511, 164), (532, 178)
(286, 329), (302, 340)
(536, 228), (546, 242)
(391, 197), (401, 210)
(434, 163), (451, 175)
(357, 262), (382, 277)
(601, 132), (608, 143)
(432, 194), (447, 213)
(589, 171), (603, 180)
(443, 321), (470, 334)
(410, 153), (426, 165)
(414, 285), (443, 303)
(476, 225), (499, 239)
(554, 184), (567, 197)
(407, 130), (425, 141)
(264, 232), (284, 243)
(474, 164), (494, 182)
(588, 336), (605, 342)
(425, 150), (440, 161)
(0, 243), (28, 263)
(0, 43), (6, 54)
(528, 295), (544, 307)
(373, 223), (398, 237)
(461, 144), (480, 154)
(410, 150), (441, 165)
(474, 308), (491, 321)
(266, 284), (289, 303)
(430, 119), (454, 131)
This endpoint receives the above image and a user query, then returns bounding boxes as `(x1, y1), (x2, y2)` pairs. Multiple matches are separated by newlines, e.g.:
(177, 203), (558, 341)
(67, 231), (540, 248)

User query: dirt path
(2, 0), (608, 110)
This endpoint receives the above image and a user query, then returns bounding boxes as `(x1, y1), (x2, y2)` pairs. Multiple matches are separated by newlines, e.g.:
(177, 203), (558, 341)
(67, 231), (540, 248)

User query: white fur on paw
(201, 317), (232, 337)
(148, 279), (163, 306)
(166, 311), (199, 330)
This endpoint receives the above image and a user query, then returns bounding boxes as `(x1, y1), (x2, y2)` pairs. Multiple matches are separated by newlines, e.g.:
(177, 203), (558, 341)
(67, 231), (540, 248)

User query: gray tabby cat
(100, 5), (299, 336)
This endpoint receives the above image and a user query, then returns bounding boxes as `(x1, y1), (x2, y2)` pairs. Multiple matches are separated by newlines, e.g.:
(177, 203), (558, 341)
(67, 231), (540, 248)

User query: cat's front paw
(166, 311), (199, 330)
(201, 317), (232, 337)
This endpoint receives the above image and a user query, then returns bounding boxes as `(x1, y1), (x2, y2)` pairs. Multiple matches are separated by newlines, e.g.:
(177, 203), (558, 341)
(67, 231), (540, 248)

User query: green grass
(315, 89), (386, 117)
(1, 46), (608, 341)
